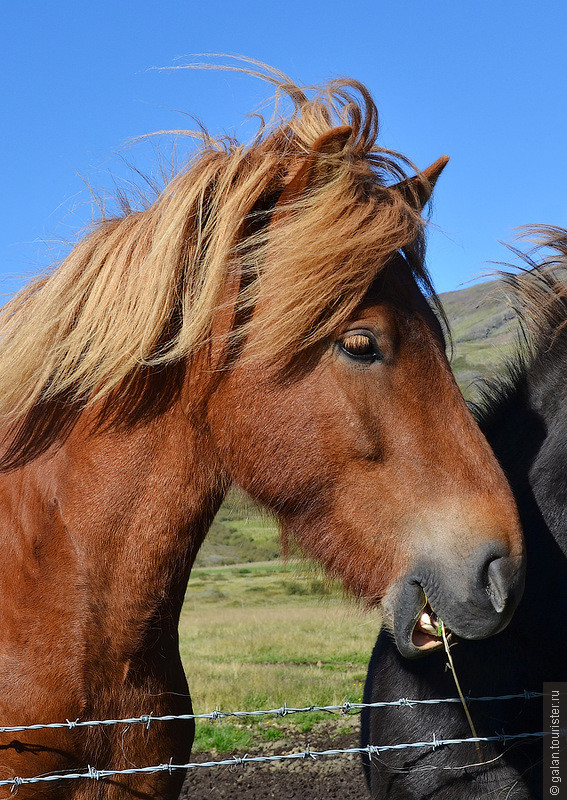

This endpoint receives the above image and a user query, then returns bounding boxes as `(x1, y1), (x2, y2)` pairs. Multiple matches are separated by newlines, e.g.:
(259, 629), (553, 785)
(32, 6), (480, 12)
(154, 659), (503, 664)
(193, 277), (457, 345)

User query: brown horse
(0, 65), (523, 798)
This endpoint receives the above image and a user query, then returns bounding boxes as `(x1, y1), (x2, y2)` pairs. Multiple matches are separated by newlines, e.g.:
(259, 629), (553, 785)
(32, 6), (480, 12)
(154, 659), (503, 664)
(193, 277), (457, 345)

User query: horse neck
(27, 400), (228, 672)
(479, 368), (567, 610)
(523, 352), (567, 561)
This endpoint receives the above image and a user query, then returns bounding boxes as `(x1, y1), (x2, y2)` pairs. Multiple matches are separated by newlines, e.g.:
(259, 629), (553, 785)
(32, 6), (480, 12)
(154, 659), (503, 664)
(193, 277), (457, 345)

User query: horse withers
(362, 227), (567, 799)
(0, 62), (523, 798)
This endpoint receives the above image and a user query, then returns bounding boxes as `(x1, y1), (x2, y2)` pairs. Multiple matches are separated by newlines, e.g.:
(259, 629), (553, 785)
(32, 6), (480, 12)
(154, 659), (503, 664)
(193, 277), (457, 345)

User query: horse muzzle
(383, 541), (526, 659)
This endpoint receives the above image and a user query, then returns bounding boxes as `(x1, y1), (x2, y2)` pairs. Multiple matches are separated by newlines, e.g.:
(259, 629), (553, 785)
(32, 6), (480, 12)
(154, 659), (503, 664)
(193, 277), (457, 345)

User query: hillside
(194, 493), (280, 567)
(440, 278), (519, 398)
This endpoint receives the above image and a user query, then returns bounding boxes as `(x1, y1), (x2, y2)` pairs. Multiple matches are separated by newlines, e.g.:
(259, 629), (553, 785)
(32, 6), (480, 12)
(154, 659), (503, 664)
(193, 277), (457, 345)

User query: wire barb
(141, 713), (153, 731)
(87, 765), (102, 781)
(9, 776), (24, 794)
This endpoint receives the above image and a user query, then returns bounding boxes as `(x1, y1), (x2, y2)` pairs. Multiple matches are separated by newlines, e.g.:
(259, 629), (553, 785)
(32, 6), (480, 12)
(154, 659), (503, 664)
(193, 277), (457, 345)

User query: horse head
(200, 123), (525, 657)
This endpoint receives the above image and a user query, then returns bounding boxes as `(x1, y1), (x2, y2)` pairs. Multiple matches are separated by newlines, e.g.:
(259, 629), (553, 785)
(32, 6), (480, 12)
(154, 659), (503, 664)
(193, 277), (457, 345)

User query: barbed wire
(0, 691), (542, 735)
(0, 731), (550, 790)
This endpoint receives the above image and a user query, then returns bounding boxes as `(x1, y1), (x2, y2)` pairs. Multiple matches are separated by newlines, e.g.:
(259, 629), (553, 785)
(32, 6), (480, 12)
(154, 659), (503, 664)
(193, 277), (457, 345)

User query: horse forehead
(347, 303), (399, 335)
(380, 269), (446, 348)
(355, 284), (442, 342)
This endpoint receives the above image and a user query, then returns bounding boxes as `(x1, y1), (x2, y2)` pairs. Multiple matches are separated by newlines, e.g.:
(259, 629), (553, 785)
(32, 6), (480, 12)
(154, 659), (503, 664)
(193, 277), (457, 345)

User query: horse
(0, 63), (524, 799)
(361, 226), (567, 799)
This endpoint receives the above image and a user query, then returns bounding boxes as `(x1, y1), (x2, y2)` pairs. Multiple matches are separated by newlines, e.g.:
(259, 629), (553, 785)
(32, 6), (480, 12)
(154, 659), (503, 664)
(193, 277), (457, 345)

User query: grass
(180, 563), (380, 751)
(185, 560), (344, 608)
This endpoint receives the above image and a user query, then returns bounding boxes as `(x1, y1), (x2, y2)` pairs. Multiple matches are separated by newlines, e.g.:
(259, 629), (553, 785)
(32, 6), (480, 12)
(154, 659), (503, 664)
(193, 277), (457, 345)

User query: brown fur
(0, 63), (523, 798)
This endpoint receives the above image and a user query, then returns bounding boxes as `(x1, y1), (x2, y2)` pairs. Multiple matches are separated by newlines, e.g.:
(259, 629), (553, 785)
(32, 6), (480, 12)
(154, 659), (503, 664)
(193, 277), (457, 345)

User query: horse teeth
(418, 612), (438, 634)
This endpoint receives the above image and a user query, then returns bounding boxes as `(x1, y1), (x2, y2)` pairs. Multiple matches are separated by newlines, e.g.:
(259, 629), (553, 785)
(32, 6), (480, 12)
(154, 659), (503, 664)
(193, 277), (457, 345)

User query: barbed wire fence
(0, 691), (550, 791)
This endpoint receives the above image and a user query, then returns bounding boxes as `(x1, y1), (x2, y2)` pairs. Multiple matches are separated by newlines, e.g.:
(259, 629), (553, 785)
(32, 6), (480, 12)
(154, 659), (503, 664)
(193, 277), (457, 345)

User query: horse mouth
(411, 601), (451, 651)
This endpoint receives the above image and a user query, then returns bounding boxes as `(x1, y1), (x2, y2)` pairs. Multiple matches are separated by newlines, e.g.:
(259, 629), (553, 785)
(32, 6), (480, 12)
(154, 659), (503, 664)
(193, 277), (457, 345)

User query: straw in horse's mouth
(412, 602), (450, 650)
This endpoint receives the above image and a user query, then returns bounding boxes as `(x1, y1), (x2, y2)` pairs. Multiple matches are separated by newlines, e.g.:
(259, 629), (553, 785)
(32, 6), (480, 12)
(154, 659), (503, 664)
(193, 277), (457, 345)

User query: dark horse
(362, 226), (567, 799)
(0, 63), (523, 798)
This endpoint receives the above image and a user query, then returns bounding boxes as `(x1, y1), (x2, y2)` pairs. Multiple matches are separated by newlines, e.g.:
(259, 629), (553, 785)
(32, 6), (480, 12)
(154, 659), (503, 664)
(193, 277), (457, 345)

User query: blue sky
(2, 1), (566, 298)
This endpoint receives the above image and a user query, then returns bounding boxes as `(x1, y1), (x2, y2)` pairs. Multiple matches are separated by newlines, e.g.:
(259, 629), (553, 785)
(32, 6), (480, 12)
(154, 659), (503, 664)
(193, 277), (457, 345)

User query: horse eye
(339, 333), (381, 361)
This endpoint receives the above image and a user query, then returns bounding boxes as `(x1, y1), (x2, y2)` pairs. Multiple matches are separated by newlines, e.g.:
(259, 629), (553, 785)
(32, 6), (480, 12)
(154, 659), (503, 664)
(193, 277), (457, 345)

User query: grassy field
(180, 560), (380, 751)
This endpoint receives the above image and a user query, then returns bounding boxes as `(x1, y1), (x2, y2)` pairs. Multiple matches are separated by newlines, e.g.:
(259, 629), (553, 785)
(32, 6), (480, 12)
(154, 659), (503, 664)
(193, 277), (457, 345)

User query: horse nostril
(486, 557), (509, 613)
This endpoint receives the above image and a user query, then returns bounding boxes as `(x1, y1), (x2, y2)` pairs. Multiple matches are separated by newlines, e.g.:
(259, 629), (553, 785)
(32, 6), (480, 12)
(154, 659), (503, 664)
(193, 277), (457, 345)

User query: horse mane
(0, 62), (434, 469)
(490, 225), (567, 366)
(472, 225), (567, 426)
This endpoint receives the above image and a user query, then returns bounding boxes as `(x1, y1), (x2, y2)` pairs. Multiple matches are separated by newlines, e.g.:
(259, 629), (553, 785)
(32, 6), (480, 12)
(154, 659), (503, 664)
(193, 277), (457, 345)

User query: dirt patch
(180, 721), (369, 799)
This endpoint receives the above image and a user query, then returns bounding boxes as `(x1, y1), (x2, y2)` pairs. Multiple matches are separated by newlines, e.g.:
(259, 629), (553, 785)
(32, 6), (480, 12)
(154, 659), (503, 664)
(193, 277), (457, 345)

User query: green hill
(440, 278), (519, 398)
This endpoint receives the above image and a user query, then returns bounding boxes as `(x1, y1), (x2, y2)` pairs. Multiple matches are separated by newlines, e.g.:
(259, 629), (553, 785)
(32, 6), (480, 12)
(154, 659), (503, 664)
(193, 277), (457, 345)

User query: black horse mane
(471, 226), (567, 435)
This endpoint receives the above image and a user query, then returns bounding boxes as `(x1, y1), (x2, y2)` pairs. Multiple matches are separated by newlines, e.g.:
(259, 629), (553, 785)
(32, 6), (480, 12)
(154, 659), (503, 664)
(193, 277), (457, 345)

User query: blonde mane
(0, 62), (433, 467)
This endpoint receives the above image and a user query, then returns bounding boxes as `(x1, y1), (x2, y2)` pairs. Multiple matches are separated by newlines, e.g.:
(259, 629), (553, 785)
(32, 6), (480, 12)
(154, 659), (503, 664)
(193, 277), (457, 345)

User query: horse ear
(275, 125), (353, 208)
(394, 155), (449, 210)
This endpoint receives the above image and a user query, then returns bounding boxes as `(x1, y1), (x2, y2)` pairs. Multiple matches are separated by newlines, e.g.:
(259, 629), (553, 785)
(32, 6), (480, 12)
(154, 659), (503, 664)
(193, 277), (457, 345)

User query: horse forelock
(0, 64), (433, 468)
